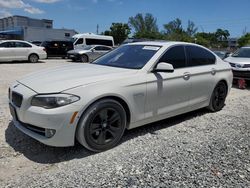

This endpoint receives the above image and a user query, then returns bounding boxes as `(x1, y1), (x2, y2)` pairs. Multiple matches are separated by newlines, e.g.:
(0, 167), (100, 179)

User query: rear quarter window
(186, 46), (216, 66)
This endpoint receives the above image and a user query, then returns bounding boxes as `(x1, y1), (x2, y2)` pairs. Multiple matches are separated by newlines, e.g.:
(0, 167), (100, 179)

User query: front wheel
(80, 55), (88, 63)
(77, 99), (127, 152)
(207, 82), (228, 112)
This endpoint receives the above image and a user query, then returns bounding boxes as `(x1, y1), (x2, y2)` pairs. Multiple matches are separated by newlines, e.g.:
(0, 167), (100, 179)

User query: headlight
(31, 94), (80, 109)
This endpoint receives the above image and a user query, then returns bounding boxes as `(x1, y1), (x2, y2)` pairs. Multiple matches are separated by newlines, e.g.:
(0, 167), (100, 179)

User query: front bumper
(232, 70), (250, 80)
(9, 82), (81, 147)
(67, 53), (81, 60)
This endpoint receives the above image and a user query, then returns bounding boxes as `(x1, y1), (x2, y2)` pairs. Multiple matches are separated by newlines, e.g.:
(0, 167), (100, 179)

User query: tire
(80, 55), (88, 63)
(77, 99), (127, 152)
(207, 81), (228, 112)
(28, 54), (39, 63)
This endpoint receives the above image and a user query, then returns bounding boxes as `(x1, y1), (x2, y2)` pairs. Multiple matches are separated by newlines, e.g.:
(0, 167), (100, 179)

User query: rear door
(14, 42), (32, 60)
(185, 45), (218, 107)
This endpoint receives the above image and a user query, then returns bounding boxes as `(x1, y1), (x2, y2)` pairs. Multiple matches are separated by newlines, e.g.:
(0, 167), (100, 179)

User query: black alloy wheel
(209, 82), (227, 112)
(77, 99), (126, 152)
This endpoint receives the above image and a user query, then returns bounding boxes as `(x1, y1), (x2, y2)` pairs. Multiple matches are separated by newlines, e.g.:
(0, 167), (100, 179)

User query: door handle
(183, 72), (190, 80)
(211, 68), (216, 75)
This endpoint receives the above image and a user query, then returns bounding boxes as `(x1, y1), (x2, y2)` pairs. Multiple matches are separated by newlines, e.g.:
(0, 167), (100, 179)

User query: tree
(215, 29), (230, 41)
(238, 33), (250, 47)
(102, 23), (131, 45)
(186, 20), (198, 37)
(163, 18), (197, 42)
(163, 18), (183, 35)
(128, 13), (161, 39)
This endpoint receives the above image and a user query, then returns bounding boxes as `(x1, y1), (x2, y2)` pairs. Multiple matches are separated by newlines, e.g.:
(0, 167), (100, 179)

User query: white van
(72, 33), (114, 49)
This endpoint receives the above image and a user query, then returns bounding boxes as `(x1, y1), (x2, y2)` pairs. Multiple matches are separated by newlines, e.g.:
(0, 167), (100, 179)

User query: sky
(0, 0), (250, 37)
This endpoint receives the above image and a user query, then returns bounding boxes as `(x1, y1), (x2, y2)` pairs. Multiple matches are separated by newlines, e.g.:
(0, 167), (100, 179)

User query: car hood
(225, 56), (250, 65)
(68, 49), (88, 54)
(18, 64), (137, 93)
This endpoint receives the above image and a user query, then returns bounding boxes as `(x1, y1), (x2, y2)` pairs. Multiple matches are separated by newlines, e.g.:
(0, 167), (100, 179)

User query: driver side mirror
(153, 62), (174, 73)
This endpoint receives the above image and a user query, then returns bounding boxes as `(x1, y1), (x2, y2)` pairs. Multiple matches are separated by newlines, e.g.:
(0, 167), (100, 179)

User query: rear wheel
(77, 99), (127, 152)
(28, 54), (39, 63)
(208, 82), (227, 112)
(80, 55), (88, 63)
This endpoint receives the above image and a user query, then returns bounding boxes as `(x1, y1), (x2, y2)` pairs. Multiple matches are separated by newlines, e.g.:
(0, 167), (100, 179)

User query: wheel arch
(77, 95), (131, 128)
(28, 53), (39, 59)
(217, 79), (229, 95)
(80, 53), (89, 62)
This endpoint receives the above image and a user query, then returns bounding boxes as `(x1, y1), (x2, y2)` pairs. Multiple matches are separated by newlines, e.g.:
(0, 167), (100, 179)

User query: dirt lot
(0, 59), (249, 187)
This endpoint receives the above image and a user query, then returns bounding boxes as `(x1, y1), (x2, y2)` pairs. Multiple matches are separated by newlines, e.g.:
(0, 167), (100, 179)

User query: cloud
(32, 0), (61, 3)
(0, 10), (12, 18)
(24, 5), (44, 14)
(0, 0), (25, 8)
(0, 0), (44, 15)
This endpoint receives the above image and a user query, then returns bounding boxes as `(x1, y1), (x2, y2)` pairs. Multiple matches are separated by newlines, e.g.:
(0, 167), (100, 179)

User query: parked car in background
(224, 47), (250, 80)
(0, 40), (47, 63)
(213, 50), (230, 60)
(30, 41), (42, 46)
(9, 42), (232, 152)
(72, 33), (114, 49)
(41, 40), (73, 58)
(67, 45), (113, 62)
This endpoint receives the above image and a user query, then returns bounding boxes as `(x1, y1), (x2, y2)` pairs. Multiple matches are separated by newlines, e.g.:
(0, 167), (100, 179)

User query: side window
(102, 46), (112, 51)
(86, 39), (113, 47)
(15, 42), (32, 48)
(186, 46), (216, 66)
(0, 42), (15, 48)
(158, 46), (186, 69)
(94, 46), (102, 51)
(75, 38), (83, 45)
(0, 42), (8, 47)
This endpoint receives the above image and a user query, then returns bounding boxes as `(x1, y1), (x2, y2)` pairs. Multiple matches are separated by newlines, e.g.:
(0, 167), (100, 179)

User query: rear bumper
(39, 53), (47, 60)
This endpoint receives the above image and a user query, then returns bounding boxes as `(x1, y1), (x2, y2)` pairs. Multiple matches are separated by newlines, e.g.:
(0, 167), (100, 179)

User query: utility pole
(96, 24), (99, 35)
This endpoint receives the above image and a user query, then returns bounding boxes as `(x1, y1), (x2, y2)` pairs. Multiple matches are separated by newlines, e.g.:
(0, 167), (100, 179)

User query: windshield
(71, 37), (77, 43)
(93, 45), (160, 69)
(232, 48), (250, 58)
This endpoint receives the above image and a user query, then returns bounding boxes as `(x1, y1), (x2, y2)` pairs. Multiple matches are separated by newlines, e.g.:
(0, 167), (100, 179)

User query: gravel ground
(0, 59), (249, 187)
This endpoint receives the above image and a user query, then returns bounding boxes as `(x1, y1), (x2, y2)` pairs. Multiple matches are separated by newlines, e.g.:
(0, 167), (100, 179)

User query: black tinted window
(158, 46), (186, 68)
(15, 42), (32, 48)
(86, 39), (113, 47)
(0, 42), (15, 48)
(94, 46), (103, 51)
(186, 46), (216, 66)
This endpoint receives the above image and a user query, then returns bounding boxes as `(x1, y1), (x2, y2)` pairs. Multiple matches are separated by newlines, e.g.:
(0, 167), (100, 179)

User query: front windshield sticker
(142, 46), (160, 51)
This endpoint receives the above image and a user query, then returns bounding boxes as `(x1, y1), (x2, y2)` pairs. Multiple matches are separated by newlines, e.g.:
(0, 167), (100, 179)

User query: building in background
(0, 15), (77, 42)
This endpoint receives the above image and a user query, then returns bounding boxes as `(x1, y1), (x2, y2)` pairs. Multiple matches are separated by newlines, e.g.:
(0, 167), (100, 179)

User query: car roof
(127, 41), (201, 47)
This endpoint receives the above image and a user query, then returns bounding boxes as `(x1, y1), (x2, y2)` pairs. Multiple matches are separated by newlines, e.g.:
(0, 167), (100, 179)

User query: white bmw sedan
(0, 40), (47, 63)
(9, 42), (233, 151)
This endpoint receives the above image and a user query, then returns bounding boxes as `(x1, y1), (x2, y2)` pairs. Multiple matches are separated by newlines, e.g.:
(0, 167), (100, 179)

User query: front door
(145, 45), (191, 120)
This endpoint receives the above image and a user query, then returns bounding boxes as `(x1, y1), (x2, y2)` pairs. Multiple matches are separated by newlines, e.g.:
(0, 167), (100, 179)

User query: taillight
(43, 48), (46, 52)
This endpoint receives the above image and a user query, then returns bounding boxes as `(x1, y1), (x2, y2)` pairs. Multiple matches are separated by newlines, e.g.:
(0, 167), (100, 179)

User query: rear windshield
(93, 45), (160, 69)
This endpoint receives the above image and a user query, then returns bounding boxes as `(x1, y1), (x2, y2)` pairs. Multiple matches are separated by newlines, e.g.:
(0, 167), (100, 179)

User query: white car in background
(224, 47), (250, 80)
(9, 42), (232, 152)
(0, 40), (47, 63)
